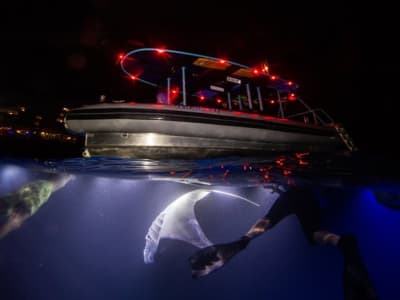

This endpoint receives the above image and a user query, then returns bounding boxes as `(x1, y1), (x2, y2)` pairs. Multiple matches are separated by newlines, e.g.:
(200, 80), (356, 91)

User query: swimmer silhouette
(0, 173), (74, 239)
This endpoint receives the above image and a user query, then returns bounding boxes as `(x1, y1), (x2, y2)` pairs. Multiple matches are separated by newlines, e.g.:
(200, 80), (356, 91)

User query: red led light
(216, 98), (222, 104)
(118, 53), (124, 60)
(288, 93), (296, 101)
(269, 100), (276, 104)
(233, 111), (243, 115)
(130, 75), (137, 80)
(199, 95), (205, 100)
(253, 69), (259, 75)
(299, 160), (309, 166)
(219, 59), (226, 64)
(270, 75), (277, 80)
(156, 49), (165, 54)
(288, 81), (293, 86)
(283, 169), (291, 176)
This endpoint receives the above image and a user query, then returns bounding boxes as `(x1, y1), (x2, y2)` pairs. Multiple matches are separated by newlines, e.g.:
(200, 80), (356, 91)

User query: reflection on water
(34, 152), (354, 186)
(0, 153), (399, 300)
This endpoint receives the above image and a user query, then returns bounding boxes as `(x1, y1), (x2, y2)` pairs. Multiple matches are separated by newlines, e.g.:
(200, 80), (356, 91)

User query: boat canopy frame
(119, 48), (335, 126)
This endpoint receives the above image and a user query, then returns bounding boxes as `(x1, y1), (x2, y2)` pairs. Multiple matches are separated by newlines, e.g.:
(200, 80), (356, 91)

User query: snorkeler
(189, 185), (380, 300)
(0, 173), (74, 239)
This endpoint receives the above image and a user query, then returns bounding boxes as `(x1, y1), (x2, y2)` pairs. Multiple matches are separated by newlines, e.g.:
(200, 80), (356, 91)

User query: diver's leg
(313, 230), (340, 246)
(293, 190), (379, 300)
(313, 232), (379, 299)
(287, 186), (323, 245)
(337, 234), (380, 300)
(244, 218), (271, 238)
(189, 189), (296, 278)
(310, 228), (380, 299)
(0, 212), (30, 239)
(189, 217), (273, 278)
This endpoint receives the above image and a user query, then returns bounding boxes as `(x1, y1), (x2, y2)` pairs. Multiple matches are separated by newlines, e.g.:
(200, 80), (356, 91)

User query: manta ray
(143, 188), (260, 264)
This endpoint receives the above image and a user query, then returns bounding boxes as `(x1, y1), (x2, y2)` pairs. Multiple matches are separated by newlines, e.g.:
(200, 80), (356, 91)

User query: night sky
(0, 2), (396, 156)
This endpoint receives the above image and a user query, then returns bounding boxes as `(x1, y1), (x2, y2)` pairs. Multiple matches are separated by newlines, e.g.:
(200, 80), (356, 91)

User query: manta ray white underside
(143, 188), (279, 264)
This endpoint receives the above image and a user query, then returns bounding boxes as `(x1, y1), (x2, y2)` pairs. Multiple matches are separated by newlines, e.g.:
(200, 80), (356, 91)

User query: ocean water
(0, 153), (399, 300)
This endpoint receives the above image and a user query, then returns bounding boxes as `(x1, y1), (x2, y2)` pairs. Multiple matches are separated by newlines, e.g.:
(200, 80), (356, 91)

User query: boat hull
(65, 104), (345, 159)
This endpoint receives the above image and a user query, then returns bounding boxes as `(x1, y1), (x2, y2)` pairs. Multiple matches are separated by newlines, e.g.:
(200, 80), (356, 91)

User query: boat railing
(172, 92), (336, 127)
(285, 108), (335, 126)
(118, 48), (339, 128)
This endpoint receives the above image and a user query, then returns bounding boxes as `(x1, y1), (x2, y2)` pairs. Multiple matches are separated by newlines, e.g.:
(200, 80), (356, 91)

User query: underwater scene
(1, 153), (399, 300)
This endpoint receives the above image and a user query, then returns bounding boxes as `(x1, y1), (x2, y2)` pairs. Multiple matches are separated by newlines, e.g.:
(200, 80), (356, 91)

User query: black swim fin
(189, 236), (250, 279)
(339, 235), (380, 300)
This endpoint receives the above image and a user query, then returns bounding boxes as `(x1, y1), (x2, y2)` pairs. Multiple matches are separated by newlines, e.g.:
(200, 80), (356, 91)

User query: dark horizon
(0, 2), (396, 156)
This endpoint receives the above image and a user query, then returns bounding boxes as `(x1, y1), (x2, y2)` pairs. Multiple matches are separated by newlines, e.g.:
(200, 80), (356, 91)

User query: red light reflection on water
(162, 152), (315, 186)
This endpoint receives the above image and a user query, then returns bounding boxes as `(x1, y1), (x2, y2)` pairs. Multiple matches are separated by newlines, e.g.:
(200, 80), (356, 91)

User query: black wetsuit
(265, 185), (321, 244)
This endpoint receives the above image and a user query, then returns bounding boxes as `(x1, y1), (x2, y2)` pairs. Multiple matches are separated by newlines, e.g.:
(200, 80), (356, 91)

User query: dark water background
(0, 153), (399, 300)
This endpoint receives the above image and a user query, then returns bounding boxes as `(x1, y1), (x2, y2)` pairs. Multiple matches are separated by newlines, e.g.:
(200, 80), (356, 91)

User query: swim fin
(189, 236), (250, 279)
(339, 235), (380, 300)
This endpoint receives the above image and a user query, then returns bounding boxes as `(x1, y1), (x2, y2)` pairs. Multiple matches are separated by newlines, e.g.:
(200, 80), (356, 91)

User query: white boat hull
(65, 104), (345, 159)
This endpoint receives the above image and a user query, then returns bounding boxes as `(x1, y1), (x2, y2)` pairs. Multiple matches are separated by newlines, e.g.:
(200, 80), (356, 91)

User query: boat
(64, 48), (356, 159)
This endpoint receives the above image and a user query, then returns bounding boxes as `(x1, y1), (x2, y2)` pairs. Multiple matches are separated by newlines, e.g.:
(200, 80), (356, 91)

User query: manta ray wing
(143, 189), (212, 264)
